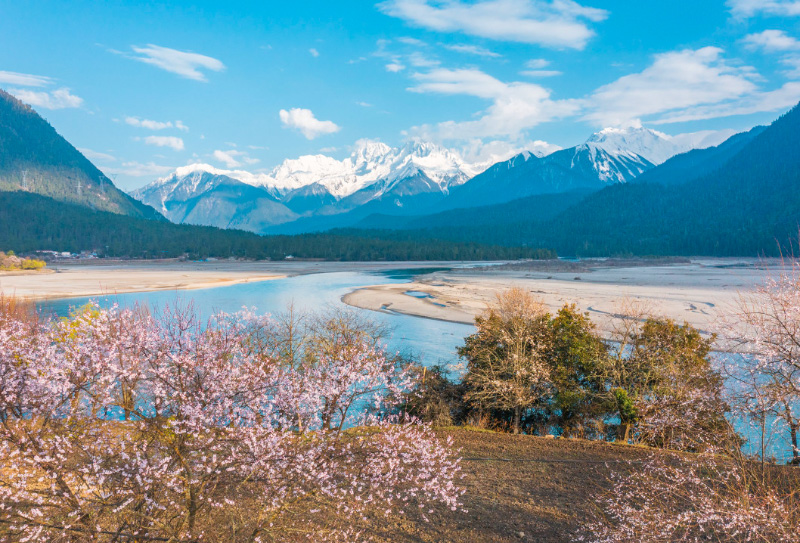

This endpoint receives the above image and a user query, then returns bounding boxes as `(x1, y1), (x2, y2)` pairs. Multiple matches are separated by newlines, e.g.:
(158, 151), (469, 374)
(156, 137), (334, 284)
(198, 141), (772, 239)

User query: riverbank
(0, 260), (488, 300)
(343, 258), (784, 335)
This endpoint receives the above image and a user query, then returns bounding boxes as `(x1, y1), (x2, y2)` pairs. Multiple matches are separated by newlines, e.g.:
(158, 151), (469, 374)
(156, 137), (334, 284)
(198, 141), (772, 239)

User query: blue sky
(2, 0), (800, 190)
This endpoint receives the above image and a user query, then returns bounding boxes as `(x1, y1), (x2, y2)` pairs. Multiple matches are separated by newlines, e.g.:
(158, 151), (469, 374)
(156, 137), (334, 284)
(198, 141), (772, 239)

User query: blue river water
(37, 267), (475, 369)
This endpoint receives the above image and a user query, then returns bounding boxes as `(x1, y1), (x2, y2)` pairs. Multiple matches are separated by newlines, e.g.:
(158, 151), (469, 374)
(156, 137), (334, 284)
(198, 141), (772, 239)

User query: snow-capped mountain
(131, 169), (297, 231)
(132, 126), (742, 234)
(133, 140), (503, 233)
(439, 125), (734, 210)
(584, 123), (735, 166)
(242, 139), (485, 198)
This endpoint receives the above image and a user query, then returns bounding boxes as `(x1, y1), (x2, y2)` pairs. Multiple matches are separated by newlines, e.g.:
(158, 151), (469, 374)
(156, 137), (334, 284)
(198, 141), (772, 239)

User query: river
(37, 266), (475, 368)
(35, 265), (796, 463)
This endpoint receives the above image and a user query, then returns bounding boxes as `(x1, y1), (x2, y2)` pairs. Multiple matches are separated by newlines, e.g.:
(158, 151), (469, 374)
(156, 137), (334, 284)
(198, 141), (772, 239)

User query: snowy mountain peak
(585, 124), (736, 166)
(585, 125), (675, 165)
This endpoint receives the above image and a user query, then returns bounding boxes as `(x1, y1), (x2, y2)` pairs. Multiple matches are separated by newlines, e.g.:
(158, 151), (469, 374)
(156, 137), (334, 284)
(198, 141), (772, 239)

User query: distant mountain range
(0, 89), (543, 261)
(342, 107), (791, 257)
(133, 140), (499, 232)
(133, 125), (733, 234)
(3, 84), (799, 260)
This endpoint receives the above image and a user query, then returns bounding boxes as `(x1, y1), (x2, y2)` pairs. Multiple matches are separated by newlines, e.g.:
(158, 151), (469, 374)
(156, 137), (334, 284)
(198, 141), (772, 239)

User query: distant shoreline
(341, 258), (786, 335)
(0, 260), (488, 301)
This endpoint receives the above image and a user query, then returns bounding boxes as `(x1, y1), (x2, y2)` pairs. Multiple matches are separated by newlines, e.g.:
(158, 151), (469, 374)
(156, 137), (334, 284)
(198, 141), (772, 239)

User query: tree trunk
(790, 421), (799, 465)
(513, 406), (521, 434)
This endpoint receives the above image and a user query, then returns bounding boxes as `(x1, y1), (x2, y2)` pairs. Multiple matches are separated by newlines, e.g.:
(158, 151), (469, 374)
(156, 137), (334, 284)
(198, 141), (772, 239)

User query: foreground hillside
(0, 90), (162, 219)
(335, 428), (650, 543)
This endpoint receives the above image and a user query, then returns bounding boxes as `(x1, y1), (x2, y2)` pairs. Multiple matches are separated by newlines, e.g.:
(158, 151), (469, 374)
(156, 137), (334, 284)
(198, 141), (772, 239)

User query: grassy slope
(349, 428), (653, 543)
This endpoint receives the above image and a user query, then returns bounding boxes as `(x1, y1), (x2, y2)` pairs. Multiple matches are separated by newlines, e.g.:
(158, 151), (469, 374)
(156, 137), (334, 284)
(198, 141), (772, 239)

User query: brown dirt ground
(355, 428), (653, 543)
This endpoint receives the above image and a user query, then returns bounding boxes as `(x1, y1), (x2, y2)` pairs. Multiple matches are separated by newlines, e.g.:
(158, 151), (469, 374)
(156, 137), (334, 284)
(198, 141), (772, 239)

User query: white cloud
(727, 0), (800, 17)
(520, 70), (562, 77)
(309, 48), (320, 57)
(110, 161), (175, 177)
(356, 101), (373, 107)
(585, 47), (759, 126)
(128, 44), (225, 81)
(279, 108), (341, 139)
(212, 149), (260, 168)
(78, 148), (116, 163)
(125, 116), (189, 131)
(743, 29), (800, 51)
(0, 70), (52, 87)
(444, 44), (501, 57)
(650, 82), (800, 124)
(386, 62), (406, 72)
(408, 68), (580, 140)
(397, 36), (428, 46)
(408, 52), (440, 67)
(458, 138), (561, 164)
(782, 56), (800, 77)
(379, 0), (608, 50)
(8, 87), (83, 109)
(525, 58), (551, 69)
(142, 135), (185, 151)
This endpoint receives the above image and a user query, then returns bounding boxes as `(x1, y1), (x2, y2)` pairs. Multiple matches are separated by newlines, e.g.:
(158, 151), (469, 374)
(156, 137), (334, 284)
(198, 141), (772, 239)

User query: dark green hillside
(0, 191), (553, 261)
(515, 104), (800, 256)
(355, 189), (592, 231)
(632, 125), (766, 187)
(0, 89), (162, 219)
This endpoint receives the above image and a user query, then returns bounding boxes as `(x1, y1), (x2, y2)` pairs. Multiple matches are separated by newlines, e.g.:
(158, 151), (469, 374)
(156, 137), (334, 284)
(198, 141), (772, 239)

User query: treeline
(0, 192), (555, 261)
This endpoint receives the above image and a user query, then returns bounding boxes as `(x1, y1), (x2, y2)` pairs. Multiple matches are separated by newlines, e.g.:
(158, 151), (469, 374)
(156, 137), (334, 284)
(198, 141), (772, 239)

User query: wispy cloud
(408, 67), (579, 140)
(397, 36), (428, 47)
(386, 62), (406, 72)
(0, 70), (52, 87)
(727, 0), (800, 17)
(650, 82), (800, 124)
(109, 161), (175, 178)
(78, 148), (117, 163)
(140, 135), (185, 151)
(8, 87), (83, 109)
(125, 117), (189, 131)
(584, 47), (759, 126)
(127, 44), (225, 81)
(520, 70), (562, 77)
(520, 59), (562, 77)
(212, 149), (260, 168)
(2, 70), (83, 110)
(444, 44), (500, 57)
(309, 48), (320, 57)
(379, 0), (608, 50)
(279, 108), (341, 139)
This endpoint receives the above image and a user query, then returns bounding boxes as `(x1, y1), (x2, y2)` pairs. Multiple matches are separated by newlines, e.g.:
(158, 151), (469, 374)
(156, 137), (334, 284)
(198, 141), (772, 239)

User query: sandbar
(343, 258), (786, 335)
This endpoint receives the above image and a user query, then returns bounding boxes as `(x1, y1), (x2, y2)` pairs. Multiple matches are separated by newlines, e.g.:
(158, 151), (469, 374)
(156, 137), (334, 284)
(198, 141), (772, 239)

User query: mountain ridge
(0, 89), (163, 220)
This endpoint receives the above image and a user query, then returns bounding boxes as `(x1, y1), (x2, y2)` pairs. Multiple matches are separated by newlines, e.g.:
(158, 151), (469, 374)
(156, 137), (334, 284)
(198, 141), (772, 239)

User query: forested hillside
(0, 192), (554, 261)
(0, 90), (162, 219)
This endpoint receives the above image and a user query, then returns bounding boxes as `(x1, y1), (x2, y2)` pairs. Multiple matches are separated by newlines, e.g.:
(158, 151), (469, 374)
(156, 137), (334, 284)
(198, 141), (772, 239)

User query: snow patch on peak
(586, 125), (675, 165)
(586, 125), (738, 166)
